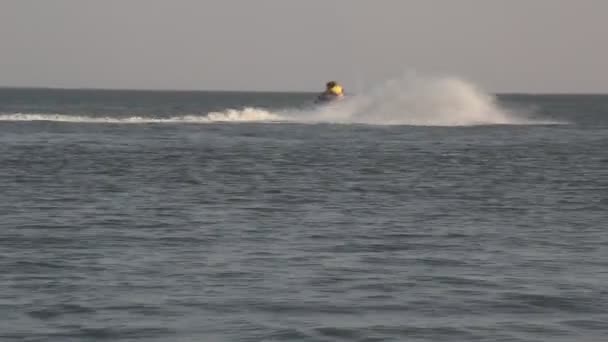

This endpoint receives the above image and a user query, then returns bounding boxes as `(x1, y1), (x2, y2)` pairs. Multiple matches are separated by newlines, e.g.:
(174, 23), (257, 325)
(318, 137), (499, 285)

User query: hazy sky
(1, 0), (607, 92)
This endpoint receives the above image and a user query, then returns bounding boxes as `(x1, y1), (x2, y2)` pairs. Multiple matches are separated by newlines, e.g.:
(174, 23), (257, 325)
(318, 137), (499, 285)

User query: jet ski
(314, 93), (345, 105)
(314, 81), (345, 105)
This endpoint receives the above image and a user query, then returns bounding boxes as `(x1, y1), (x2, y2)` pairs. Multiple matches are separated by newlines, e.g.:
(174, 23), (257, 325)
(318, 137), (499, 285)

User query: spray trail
(0, 75), (556, 126)
(298, 74), (534, 126)
(0, 108), (282, 124)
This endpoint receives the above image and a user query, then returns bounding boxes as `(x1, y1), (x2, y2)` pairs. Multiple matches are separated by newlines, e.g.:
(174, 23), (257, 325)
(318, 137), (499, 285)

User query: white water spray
(298, 74), (527, 126)
(0, 74), (551, 126)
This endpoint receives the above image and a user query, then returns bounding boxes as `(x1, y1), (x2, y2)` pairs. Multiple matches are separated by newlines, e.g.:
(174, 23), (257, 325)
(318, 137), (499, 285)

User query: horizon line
(1, 85), (607, 96)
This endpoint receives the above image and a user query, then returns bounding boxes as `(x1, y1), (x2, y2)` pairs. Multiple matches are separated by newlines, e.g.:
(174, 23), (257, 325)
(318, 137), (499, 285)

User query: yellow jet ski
(314, 81), (345, 104)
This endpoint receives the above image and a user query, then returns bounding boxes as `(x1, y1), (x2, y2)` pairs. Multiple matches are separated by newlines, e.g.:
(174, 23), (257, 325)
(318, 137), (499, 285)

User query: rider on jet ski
(316, 81), (345, 103)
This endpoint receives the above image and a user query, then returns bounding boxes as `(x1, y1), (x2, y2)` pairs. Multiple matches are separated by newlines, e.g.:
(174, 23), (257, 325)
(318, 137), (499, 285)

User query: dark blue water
(1, 88), (607, 341)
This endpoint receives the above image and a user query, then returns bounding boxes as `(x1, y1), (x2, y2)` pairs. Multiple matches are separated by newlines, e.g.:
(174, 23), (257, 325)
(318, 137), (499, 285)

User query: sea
(0, 77), (607, 341)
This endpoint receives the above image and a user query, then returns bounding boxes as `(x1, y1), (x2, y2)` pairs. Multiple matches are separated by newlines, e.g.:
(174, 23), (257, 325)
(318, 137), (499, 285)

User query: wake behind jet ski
(315, 81), (345, 104)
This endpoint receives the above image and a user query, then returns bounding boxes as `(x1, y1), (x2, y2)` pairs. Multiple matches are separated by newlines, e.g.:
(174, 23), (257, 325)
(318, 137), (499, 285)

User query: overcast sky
(1, 0), (607, 92)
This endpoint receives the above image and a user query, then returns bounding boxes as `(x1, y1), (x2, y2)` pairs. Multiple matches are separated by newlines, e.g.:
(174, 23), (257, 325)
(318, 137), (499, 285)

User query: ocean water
(0, 78), (607, 341)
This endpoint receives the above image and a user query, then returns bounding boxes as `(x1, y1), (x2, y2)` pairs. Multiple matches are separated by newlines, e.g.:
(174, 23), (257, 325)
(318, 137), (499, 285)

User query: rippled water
(0, 89), (607, 341)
